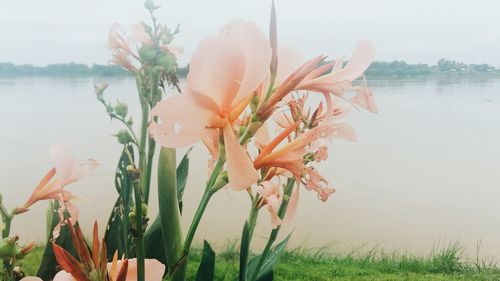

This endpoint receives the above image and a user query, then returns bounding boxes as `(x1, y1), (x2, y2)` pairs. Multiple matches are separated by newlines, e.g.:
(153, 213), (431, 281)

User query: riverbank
(20, 243), (500, 280)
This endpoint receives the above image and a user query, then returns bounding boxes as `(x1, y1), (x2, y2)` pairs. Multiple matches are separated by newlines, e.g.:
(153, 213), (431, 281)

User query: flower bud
(89, 269), (100, 281)
(141, 203), (148, 217)
(155, 53), (175, 73)
(114, 130), (134, 145)
(144, 0), (159, 11)
(128, 211), (136, 221)
(114, 101), (128, 119)
(94, 83), (108, 100)
(139, 45), (157, 62)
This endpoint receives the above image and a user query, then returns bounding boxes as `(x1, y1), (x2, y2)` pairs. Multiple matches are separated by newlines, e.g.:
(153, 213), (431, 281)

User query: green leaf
(239, 221), (251, 281)
(196, 240), (215, 281)
(36, 201), (76, 280)
(176, 147), (192, 214)
(144, 216), (165, 262)
(247, 233), (292, 281)
(144, 148), (192, 270)
(158, 147), (184, 277)
(104, 144), (135, 259)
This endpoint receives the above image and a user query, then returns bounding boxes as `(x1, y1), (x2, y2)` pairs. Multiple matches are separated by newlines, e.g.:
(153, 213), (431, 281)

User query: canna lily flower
(107, 22), (152, 71)
(296, 40), (375, 94)
(295, 40), (377, 113)
(52, 222), (165, 281)
(254, 121), (355, 178)
(49, 258), (164, 281)
(257, 181), (282, 228)
(304, 168), (336, 202)
(150, 20), (271, 190)
(257, 181), (299, 229)
(16, 142), (99, 214)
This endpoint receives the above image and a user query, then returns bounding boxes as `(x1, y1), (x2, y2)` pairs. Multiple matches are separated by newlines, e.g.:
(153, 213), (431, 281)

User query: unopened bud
(250, 95), (259, 112)
(89, 269), (100, 281)
(138, 45), (157, 62)
(144, 0), (159, 11)
(141, 203), (148, 217)
(114, 130), (133, 145)
(128, 211), (136, 221)
(114, 102), (128, 119)
(155, 53), (175, 73)
(94, 83), (108, 99)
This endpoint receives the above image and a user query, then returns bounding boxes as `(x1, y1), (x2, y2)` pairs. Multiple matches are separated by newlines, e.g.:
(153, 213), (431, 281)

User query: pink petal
(352, 87), (378, 113)
(150, 92), (217, 148)
(223, 124), (259, 190)
(187, 34), (246, 112)
(108, 258), (165, 281)
(276, 45), (304, 84)
(334, 40), (376, 82)
(254, 123), (270, 148)
(49, 142), (75, 183)
(127, 22), (152, 45)
(65, 201), (79, 226)
(284, 184), (299, 224)
(53, 271), (75, 281)
(20, 278), (44, 281)
(219, 20), (272, 107)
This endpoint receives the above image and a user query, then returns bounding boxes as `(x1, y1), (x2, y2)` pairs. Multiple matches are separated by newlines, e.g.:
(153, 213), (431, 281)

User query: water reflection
(1, 76), (500, 259)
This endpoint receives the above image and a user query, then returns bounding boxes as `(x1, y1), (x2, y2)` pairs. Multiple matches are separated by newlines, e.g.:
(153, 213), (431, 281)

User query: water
(1, 75), (500, 260)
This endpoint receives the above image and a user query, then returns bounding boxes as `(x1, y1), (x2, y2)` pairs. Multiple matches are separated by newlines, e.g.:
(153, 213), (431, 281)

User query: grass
(16, 243), (500, 280)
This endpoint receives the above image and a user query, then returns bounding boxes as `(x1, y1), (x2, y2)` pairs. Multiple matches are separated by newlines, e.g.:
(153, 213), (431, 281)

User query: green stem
(132, 177), (145, 281)
(239, 198), (260, 281)
(144, 137), (156, 203)
(0, 199), (12, 239)
(182, 189), (214, 256)
(250, 179), (295, 281)
(138, 100), (149, 203)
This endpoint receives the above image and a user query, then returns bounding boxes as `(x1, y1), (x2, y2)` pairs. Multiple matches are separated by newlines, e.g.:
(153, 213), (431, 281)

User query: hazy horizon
(1, 0), (500, 67)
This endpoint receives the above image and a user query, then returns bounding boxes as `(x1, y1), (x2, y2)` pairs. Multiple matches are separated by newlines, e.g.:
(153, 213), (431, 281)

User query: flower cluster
(149, 18), (376, 228)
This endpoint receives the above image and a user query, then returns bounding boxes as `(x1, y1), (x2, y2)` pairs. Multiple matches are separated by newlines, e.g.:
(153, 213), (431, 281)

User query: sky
(1, 0), (500, 67)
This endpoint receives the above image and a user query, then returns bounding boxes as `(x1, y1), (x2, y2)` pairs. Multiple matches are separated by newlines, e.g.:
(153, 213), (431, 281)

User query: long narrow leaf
(195, 240), (215, 281)
(104, 144), (135, 259)
(239, 221), (251, 281)
(158, 147), (184, 277)
(247, 233), (292, 281)
(176, 147), (192, 214)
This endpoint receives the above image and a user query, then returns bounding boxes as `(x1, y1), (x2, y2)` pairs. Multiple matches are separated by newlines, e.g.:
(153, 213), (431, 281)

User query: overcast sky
(1, 0), (500, 66)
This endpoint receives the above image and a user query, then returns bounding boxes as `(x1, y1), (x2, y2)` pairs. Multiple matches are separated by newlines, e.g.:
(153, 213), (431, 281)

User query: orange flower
(150, 20), (272, 190)
(16, 142), (99, 214)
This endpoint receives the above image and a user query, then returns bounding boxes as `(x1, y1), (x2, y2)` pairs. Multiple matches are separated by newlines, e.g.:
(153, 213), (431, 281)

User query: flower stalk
(250, 178), (295, 281)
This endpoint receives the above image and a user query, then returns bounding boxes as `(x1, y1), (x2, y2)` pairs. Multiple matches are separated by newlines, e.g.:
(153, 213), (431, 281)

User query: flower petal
(52, 271), (75, 281)
(108, 258), (165, 281)
(276, 45), (304, 84)
(352, 87), (378, 113)
(187, 34), (246, 112)
(220, 20), (272, 107)
(334, 40), (376, 82)
(20, 278), (44, 281)
(223, 124), (259, 190)
(150, 92), (217, 148)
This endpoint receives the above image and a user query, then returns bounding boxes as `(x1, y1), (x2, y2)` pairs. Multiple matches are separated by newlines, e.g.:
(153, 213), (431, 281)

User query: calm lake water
(1, 75), (500, 260)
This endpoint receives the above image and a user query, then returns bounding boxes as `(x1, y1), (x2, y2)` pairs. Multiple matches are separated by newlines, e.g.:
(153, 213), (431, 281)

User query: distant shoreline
(1, 59), (499, 78)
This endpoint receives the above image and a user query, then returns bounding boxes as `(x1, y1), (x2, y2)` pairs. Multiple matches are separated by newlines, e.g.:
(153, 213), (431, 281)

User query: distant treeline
(366, 59), (499, 76)
(0, 58), (497, 78)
